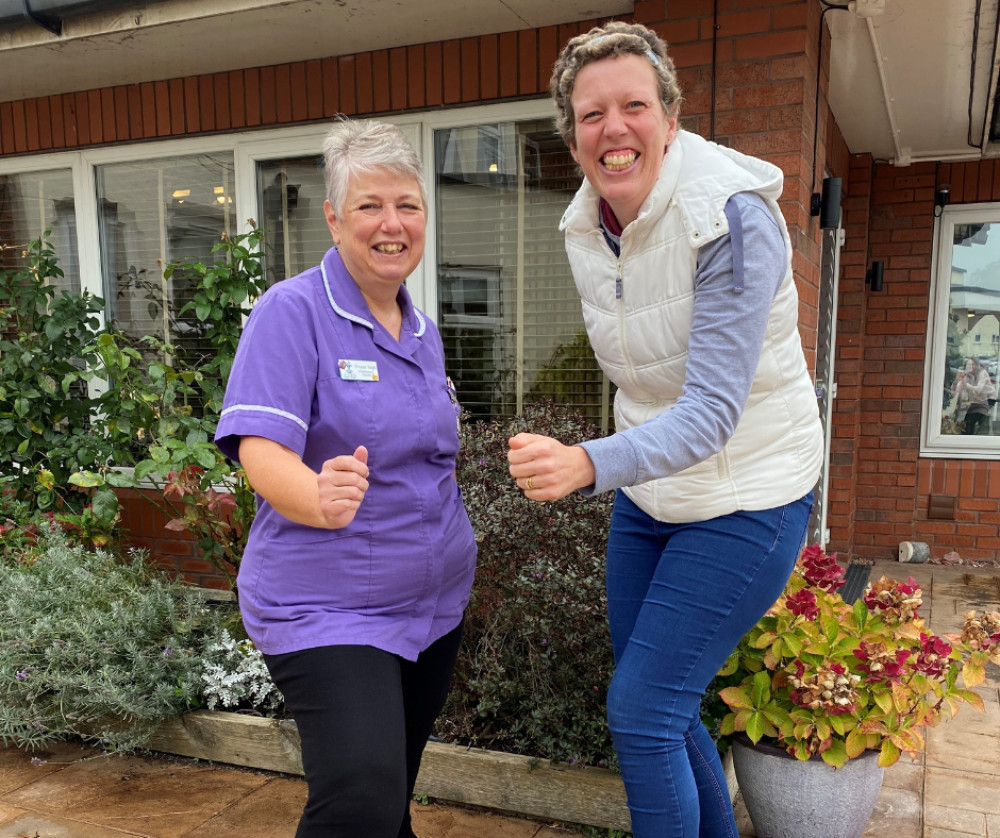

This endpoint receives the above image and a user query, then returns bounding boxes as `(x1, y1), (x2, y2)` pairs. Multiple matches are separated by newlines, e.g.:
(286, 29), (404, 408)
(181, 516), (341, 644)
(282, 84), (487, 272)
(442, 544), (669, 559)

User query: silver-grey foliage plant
(0, 526), (228, 751)
(201, 629), (283, 714)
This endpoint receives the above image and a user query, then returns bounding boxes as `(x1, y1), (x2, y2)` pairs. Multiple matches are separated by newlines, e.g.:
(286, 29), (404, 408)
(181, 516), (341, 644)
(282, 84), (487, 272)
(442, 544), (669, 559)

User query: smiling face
(324, 168), (426, 305)
(569, 53), (678, 228)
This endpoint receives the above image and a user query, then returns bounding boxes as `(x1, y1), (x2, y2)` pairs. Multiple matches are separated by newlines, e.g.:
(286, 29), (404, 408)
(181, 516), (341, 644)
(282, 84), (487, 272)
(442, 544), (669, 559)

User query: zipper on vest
(615, 258), (638, 387)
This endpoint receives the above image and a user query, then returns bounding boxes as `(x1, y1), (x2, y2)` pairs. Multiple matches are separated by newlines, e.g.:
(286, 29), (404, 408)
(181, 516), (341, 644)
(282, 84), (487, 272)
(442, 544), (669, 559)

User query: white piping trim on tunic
(220, 404), (309, 433)
(321, 260), (374, 330)
(321, 257), (427, 338)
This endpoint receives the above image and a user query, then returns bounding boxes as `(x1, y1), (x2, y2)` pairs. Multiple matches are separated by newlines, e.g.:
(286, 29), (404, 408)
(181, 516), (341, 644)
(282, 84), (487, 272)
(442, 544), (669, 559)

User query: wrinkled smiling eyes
(356, 203), (424, 218)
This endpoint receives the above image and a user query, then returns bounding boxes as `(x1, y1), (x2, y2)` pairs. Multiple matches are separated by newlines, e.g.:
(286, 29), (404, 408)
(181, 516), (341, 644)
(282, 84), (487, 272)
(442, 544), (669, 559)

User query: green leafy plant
(0, 526), (229, 751)
(0, 236), (113, 514)
(73, 223), (267, 588)
(717, 544), (998, 768)
(441, 401), (617, 767)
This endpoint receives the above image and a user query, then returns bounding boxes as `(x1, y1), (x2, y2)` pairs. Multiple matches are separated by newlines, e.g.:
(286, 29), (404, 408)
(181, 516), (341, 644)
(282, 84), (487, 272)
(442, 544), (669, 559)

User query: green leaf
(91, 487), (120, 526)
(820, 739), (848, 769)
(134, 460), (162, 482)
(105, 471), (136, 488)
(745, 712), (767, 743)
(195, 447), (219, 470)
(69, 471), (106, 488)
(750, 669), (771, 706)
(149, 445), (171, 464)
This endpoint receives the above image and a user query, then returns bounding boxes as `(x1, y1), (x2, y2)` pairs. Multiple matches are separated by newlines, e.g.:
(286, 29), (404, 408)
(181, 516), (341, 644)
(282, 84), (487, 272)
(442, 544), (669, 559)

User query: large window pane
(926, 207), (1000, 454)
(97, 153), (236, 368)
(435, 121), (611, 426)
(0, 169), (78, 292)
(257, 156), (330, 284)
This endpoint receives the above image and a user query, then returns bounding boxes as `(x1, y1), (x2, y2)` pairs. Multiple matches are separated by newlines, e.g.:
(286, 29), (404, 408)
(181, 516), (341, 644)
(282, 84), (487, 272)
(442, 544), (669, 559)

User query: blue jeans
(605, 490), (813, 838)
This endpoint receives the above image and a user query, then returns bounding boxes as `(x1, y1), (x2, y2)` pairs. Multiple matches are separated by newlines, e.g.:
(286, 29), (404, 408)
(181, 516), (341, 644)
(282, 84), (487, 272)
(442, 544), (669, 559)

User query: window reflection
(0, 170), (78, 292)
(97, 153), (236, 370)
(434, 121), (613, 427)
(256, 156), (328, 285)
(942, 222), (1000, 436)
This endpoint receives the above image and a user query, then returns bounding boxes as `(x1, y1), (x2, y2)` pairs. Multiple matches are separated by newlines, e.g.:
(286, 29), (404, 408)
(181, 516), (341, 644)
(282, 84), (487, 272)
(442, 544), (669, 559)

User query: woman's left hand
(507, 433), (595, 502)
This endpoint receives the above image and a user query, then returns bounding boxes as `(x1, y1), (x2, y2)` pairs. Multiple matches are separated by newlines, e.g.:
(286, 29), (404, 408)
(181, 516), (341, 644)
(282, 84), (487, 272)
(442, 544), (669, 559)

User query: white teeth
(603, 152), (636, 171)
(375, 243), (403, 253)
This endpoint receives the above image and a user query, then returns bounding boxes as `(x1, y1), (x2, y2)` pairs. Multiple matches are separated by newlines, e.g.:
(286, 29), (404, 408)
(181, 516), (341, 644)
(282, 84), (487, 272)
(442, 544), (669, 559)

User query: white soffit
(828, 0), (1000, 163)
(0, 0), (630, 103)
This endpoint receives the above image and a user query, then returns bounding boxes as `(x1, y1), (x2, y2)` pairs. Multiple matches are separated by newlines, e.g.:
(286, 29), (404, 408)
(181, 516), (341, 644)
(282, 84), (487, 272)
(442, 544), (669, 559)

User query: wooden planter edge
(148, 710), (735, 832)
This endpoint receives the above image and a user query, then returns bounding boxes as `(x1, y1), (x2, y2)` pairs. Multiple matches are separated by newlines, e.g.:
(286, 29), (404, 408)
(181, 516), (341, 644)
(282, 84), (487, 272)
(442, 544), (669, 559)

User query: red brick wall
(115, 489), (233, 590)
(827, 158), (1000, 562)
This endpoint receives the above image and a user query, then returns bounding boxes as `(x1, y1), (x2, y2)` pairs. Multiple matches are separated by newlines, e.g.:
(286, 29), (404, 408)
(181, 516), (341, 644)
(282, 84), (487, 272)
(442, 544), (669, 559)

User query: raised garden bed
(148, 710), (734, 831)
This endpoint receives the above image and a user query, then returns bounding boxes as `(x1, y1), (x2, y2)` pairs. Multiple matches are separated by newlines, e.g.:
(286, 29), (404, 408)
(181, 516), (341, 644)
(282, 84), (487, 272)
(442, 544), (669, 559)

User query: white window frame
(922, 202), (1000, 457)
(0, 98), (556, 330)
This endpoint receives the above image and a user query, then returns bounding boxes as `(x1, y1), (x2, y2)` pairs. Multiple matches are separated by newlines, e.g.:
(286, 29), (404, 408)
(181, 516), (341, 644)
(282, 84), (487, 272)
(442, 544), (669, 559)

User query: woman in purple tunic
(216, 119), (477, 838)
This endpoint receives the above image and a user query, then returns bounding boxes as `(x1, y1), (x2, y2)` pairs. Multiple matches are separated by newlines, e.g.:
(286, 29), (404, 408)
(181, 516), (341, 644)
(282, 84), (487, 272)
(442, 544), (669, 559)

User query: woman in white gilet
(506, 21), (824, 838)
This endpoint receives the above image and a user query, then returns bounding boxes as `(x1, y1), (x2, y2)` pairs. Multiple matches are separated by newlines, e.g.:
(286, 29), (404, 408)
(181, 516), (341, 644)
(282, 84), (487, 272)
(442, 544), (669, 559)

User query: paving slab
(926, 803), (989, 836)
(0, 741), (97, 795)
(925, 766), (1000, 815)
(2, 753), (269, 838)
(862, 785), (921, 838)
(182, 776), (304, 838)
(410, 801), (547, 837)
(883, 759), (923, 792)
(0, 813), (136, 837)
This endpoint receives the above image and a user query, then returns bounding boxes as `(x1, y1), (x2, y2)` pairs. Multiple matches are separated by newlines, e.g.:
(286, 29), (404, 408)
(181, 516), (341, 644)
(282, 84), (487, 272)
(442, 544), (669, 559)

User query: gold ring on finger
(526, 476), (534, 491)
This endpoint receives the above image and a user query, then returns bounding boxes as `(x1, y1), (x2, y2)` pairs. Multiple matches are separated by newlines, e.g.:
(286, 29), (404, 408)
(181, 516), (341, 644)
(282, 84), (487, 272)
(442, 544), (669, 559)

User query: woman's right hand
(317, 446), (370, 528)
(240, 436), (370, 530)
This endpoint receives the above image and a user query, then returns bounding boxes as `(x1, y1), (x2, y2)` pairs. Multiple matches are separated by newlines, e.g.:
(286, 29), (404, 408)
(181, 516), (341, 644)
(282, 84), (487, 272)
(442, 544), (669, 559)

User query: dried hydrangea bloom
(863, 576), (923, 623)
(788, 660), (861, 716)
(960, 610), (1000, 652)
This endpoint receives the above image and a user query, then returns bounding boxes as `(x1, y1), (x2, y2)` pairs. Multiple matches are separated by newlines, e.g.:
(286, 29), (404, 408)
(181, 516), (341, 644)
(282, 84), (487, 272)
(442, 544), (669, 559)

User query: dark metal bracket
(24, 1), (63, 36)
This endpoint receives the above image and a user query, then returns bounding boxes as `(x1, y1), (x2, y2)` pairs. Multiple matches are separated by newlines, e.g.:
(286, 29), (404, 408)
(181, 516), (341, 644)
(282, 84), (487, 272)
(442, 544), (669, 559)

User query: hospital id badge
(338, 359), (379, 381)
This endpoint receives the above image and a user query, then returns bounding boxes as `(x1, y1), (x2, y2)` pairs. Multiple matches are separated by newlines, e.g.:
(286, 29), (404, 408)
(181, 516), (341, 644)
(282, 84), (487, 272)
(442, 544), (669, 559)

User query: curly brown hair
(549, 21), (682, 149)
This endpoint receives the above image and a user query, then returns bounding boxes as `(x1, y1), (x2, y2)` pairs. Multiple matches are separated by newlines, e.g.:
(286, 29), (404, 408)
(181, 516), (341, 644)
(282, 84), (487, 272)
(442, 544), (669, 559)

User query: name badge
(338, 359), (379, 381)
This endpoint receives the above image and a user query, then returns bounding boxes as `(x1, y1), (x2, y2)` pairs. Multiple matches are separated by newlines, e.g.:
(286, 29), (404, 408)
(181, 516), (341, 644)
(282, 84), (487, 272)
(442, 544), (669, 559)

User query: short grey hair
(549, 21), (682, 149)
(322, 118), (427, 214)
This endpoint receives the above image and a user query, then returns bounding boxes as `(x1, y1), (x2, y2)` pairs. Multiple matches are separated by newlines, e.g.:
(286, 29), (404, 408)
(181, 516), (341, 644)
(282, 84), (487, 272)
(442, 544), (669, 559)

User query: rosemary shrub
(0, 527), (226, 751)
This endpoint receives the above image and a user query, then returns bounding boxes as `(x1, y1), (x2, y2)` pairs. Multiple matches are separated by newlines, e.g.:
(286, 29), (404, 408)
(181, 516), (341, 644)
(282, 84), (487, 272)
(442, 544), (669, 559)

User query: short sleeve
(215, 286), (320, 463)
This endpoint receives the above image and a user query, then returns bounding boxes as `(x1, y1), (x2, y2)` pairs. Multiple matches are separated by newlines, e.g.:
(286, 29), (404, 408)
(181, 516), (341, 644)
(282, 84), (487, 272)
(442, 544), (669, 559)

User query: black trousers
(264, 622), (463, 838)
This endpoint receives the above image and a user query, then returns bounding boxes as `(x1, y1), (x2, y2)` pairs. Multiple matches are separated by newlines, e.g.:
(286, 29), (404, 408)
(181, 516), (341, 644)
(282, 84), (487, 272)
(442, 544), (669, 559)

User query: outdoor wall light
(866, 261), (884, 292)
(934, 184), (950, 218)
(810, 176), (843, 230)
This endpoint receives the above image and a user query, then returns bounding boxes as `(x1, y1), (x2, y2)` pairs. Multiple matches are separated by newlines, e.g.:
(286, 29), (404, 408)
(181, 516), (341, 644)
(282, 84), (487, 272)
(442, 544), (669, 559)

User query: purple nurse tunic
(215, 247), (477, 661)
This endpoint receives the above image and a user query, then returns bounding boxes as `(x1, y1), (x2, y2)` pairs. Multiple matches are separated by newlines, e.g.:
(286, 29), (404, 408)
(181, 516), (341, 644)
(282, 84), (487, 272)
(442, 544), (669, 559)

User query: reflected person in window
(215, 119), (477, 838)
(506, 22), (825, 838)
(951, 356), (995, 434)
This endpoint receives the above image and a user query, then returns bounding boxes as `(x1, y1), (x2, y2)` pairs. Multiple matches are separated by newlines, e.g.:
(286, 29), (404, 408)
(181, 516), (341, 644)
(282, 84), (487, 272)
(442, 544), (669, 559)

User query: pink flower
(799, 545), (846, 592)
(853, 641), (910, 684)
(915, 633), (952, 677)
(786, 588), (819, 620)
